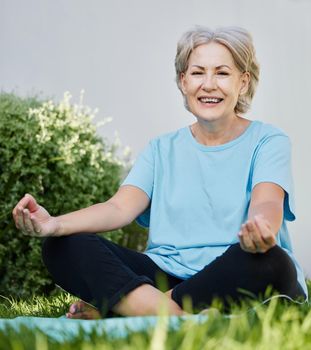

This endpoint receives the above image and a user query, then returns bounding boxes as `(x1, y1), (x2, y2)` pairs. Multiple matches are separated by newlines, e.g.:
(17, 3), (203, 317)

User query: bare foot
(66, 300), (101, 320)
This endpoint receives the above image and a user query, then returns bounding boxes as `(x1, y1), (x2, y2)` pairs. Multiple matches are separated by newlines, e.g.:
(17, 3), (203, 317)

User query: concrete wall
(1, 0), (311, 277)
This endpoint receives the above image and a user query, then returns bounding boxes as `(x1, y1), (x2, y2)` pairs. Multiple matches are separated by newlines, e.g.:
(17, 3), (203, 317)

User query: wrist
(53, 217), (65, 236)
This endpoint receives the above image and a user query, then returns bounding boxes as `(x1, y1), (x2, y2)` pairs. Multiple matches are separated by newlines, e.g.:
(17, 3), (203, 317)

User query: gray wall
(1, 0), (311, 278)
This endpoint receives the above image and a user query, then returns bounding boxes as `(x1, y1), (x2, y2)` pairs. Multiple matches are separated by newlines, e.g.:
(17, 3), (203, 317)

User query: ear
(180, 72), (187, 95)
(239, 72), (250, 96)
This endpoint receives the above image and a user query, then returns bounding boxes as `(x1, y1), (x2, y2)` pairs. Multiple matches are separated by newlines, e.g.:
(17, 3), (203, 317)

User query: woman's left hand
(238, 215), (276, 253)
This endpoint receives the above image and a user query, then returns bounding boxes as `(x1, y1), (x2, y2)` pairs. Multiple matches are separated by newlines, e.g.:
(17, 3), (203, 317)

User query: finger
(243, 227), (257, 253)
(13, 208), (20, 229)
(23, 209), (36, 235)
(238, 225), (247, 251)
(254, 216), (276, 248)
(12, 210), (19, 228)
(262, 235), (276, 248)
(238, 230), (246, 250)
(66, 312), (81, 319)
(15, 194), (33, 211)
(24, 193), (39, 213)
(13, 194), (38, 217)
(31, 216), (43, 237)
(67, 301), (93, 319)
(66, 311), (92, 320)
(13, 195), (33, 229)
(16, 206), (26, 231)
(258, 230), (276, 248)
(12, 201), (25, 218)
(12, 206), (18, 220)
(240, 224), (256, 253)
(69, 301), (84, 314)
(246, 220), (267, 253)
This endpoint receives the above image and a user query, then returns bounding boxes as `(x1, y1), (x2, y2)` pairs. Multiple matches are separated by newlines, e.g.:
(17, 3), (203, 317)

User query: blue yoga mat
(1, 295), (303, 341)
(0, 314), (209, 341)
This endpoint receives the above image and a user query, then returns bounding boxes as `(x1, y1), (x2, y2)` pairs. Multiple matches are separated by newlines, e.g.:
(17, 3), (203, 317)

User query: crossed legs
(42, 234), (305, 318)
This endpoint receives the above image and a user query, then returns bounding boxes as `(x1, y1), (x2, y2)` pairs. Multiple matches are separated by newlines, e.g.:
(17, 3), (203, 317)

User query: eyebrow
(191, 65), (232, 70)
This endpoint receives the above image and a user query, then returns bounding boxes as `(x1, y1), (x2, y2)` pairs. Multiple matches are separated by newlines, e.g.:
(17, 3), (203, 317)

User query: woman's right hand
(12, 194), (61, 237)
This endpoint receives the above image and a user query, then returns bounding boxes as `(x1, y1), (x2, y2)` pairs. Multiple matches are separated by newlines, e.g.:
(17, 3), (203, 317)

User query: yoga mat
(0, 295), (303, 341)
(0, 314), (209, 341)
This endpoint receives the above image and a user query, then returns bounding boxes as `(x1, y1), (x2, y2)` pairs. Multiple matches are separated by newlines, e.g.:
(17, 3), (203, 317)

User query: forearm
(248, 201), (283, 235)
(56, 201), (130, 236)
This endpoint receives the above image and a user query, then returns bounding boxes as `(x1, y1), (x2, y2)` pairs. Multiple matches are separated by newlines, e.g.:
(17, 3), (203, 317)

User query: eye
(217, 71), (229, 76)
(191, 71), (203, 75)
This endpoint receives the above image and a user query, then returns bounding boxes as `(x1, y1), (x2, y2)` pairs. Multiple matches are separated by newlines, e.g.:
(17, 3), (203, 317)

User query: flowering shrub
(0, 92), (147, 297)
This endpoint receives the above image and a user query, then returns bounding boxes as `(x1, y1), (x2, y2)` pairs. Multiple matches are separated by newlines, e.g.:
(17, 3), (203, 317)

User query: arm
(238, 182), (284, 253)
(12, 185), (150, 237)
(59, 185), (150, 235)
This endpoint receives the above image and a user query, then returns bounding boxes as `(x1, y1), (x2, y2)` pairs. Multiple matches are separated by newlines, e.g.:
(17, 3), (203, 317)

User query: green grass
(0, 286), (310, 349)
(0, 293), (75, 319)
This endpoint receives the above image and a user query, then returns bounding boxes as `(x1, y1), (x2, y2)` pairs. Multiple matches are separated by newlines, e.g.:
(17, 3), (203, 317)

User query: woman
(13, 26), (307, 319)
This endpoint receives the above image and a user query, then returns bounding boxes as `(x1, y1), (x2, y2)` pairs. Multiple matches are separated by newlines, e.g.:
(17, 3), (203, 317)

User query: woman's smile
(197, 95), (224, 107)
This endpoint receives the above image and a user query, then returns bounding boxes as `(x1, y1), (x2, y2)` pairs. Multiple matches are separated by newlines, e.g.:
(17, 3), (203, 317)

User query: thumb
(24, 194), (39, 213)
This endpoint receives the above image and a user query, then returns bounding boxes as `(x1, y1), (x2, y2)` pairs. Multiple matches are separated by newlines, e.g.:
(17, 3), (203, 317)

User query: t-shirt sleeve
(251, 135), (295, 221)
(121, 141), (154, 227)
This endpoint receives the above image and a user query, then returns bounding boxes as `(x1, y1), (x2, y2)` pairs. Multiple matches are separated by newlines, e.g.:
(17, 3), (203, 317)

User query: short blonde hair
(175, 26), (260, 114)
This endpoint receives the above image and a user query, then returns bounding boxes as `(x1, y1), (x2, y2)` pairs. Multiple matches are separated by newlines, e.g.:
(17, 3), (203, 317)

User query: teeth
(200, 97), (222, 103)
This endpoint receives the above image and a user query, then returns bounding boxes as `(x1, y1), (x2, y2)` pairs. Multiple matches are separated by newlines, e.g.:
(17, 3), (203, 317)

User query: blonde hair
(175, 26), (260, 114)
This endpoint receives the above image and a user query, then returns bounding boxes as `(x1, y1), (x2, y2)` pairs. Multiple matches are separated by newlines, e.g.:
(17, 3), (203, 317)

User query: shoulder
(139, 127), (189, 160)
(249, 120), (292, 150)
(151, 126), (188, 142)
(251, 120), (289, 139)
(149, 126), (189, 149)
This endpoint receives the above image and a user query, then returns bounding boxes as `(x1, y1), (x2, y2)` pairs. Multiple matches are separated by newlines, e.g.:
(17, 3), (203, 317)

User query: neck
(191, 116), (250, 146)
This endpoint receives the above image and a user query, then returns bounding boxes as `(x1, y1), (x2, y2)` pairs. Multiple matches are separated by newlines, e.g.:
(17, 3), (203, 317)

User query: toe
(69, 300), (85, 314)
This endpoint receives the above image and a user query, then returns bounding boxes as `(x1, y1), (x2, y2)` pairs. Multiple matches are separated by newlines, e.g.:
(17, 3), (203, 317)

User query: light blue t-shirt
(122, 120), (307, 297)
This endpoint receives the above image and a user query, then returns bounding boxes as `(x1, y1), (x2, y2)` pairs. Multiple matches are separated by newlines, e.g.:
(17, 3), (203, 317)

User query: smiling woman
(13, 26), (307, 319)
(175, 26), (259, 115)
(175, 26), (259, 146)
(180, 42), (250, 145)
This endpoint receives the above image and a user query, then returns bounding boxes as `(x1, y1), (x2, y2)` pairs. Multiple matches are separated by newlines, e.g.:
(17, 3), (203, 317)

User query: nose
(202, 74), (217, 91)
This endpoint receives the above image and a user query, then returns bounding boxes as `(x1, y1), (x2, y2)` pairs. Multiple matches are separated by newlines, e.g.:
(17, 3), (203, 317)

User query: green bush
(0, 92), (147, 297)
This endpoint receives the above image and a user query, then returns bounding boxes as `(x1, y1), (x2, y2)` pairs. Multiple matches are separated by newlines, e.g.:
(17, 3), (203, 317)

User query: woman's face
(180, 42), (249, 123)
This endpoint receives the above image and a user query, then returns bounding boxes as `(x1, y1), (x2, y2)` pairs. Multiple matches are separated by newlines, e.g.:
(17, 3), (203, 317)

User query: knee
(262, 245), (295, 273)
(264, 245), (297, 289)
(228, 244), (297, 286)
(231, 244), (295, 274)
(246, 244), (298, 293)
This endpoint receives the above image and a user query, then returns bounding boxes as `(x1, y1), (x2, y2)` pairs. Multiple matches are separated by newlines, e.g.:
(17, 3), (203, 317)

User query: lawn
(0, 284), (310, 350)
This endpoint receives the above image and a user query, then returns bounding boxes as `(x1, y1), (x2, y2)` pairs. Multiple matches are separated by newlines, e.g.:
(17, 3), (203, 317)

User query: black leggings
(42, 234), (305, 315)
